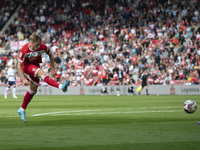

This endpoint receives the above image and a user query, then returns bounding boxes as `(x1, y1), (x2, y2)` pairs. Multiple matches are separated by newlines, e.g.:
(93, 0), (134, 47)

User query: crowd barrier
(0, 85), (200, 95)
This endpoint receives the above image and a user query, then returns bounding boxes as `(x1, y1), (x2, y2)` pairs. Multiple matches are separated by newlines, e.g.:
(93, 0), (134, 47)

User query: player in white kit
(4, 64), (18, 99)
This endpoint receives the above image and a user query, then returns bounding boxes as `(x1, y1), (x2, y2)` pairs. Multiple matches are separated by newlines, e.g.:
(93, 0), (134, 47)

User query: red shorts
(22, 64), (41, 86)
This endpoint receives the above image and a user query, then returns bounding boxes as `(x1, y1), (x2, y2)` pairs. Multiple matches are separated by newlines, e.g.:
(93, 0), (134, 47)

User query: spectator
(1, 0), (200, 87)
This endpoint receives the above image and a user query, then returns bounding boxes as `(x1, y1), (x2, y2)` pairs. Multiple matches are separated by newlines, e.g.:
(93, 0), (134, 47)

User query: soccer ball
(183, 100), (197, 114)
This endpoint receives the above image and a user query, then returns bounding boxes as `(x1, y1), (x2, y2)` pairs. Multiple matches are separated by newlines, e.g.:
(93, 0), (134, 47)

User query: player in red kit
(17, 33), (70, 123)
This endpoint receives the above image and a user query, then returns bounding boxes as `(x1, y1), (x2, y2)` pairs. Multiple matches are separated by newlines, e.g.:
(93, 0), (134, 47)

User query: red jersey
(18, 42), (48, 65)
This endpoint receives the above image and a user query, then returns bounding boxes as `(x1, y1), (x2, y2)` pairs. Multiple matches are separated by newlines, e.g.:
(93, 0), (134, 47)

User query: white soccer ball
(183, 100), (197, 114)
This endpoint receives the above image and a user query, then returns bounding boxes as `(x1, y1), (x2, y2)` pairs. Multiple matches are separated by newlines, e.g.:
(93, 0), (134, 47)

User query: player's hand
(51, 69), (56, 78)
(22, 79), (30, 86)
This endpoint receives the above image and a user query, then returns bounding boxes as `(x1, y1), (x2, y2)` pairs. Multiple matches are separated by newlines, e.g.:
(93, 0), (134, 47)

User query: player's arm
(17, 61), (30, 86)
(47, 48), (56, 77)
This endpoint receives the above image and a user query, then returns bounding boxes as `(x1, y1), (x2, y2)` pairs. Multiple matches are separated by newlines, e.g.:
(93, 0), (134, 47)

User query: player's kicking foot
(4, 95), (7, 99)
(62, 80), (70, 92)
(17, 108), (26, 123)
(13, 96), (18, 99)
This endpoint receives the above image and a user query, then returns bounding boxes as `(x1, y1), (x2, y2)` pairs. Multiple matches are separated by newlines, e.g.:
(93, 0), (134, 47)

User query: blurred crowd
(0, 0), (200, 87)
(0, 0), (20, 31)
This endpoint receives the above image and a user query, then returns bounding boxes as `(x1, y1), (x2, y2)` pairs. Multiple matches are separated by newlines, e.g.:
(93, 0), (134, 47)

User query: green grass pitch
(0, 95), (200, 150)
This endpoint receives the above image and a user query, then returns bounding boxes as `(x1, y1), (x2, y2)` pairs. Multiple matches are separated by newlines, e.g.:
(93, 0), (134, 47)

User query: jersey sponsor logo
(25, 51), (45, 62)
(26, 51), (42, 57)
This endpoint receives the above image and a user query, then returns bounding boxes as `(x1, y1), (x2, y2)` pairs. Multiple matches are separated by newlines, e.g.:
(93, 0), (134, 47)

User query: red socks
(21, 76), (60, 110)
(43, 76), (59, 88)
(21, 91), (34, 109)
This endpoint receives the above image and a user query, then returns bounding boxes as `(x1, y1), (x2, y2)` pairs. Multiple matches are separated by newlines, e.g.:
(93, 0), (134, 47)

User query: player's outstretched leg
(62, 80), (70, 92)
(17, 108), (26, 123)
(42, 75), (70, 92)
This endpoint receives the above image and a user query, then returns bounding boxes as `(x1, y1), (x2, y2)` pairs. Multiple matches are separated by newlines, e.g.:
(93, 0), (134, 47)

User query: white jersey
(7, 68), (16, 81)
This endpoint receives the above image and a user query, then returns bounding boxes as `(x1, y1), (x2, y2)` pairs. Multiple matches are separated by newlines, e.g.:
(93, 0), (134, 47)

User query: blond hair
(30, 32), (42, 43)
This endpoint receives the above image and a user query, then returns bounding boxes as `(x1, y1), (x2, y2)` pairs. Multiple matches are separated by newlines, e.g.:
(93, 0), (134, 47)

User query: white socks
(13, 87), (16, 97)
(59, 84), (62, 89)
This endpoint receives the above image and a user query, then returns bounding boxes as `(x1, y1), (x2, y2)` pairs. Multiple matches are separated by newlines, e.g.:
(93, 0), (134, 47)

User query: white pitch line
(50, 110), (183, 116)
(0, 107), (181, 118)
(31, 108), (133, 116)
(32, 107), (181, 117)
